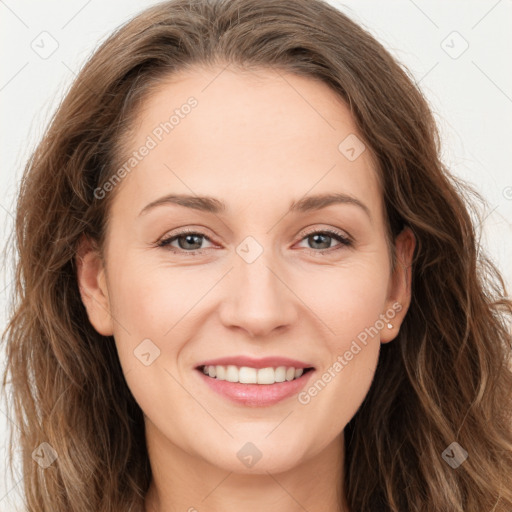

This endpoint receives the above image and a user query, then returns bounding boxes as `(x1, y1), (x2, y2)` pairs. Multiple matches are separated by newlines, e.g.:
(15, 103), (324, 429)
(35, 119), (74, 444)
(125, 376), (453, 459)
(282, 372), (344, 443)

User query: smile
(196, 365), (315, 407)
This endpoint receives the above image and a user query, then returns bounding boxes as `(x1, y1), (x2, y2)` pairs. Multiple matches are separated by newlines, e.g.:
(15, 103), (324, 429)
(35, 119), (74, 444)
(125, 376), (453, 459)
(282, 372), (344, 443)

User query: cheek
(294, 261), (388, 416)
(108, 256), (193, 336)
(297, 258), (390, 340)
(103, 254), (187, 386)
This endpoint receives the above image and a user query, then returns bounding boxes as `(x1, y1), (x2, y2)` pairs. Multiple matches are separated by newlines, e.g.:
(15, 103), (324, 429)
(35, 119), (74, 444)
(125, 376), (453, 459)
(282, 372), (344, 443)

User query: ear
(75, 234), (114, 336)
(380, 226), (416, 343)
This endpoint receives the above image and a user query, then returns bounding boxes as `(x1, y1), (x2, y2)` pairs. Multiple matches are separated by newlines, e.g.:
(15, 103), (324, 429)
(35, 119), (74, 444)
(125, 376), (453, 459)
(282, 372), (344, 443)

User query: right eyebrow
(139, 194), (225, 216)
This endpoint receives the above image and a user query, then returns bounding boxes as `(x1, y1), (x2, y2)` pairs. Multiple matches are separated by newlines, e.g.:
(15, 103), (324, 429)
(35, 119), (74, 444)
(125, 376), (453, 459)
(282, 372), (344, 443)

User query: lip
(195, 367), (315, 407)
(195, 356), (314, 370)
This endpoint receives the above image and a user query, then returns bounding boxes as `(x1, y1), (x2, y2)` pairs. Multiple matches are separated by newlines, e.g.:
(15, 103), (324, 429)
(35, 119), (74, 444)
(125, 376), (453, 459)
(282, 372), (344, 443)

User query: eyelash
(156, 227), (353, 256)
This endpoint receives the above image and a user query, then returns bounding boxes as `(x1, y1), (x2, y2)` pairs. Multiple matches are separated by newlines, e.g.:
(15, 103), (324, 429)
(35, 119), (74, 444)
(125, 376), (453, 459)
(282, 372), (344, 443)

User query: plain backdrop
(1, 0), (511, 509)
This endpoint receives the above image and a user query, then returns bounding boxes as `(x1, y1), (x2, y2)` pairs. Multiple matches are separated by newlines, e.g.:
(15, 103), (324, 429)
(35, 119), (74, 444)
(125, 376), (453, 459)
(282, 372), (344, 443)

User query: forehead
(111, 65), (384, 225)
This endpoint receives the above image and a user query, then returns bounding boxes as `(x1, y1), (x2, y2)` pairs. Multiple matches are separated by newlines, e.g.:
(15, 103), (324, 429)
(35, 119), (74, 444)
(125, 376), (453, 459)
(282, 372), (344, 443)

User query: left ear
(380, 226), (416, 343)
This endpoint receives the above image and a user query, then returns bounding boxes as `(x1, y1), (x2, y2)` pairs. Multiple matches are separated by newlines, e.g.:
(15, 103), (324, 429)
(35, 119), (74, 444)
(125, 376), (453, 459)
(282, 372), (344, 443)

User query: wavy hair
(2, 0), (512, 510)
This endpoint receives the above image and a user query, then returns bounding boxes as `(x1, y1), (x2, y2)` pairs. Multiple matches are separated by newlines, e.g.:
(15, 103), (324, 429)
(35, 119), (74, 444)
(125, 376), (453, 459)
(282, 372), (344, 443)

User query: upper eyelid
(161, 227), (349, 240)
(300, 226), (351, 240)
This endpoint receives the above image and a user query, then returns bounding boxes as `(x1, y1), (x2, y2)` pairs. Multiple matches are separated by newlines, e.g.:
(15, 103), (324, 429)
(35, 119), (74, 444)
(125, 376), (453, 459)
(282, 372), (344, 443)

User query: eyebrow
(138, 192), (371, 220)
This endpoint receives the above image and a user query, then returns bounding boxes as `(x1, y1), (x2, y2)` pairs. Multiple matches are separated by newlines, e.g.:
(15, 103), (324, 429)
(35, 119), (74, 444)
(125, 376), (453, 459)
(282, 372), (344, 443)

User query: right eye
(157, 230), (215, 254)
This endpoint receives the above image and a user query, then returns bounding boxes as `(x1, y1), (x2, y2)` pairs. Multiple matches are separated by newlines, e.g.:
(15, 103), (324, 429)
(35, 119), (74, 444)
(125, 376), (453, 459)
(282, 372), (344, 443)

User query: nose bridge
(238, 250), (280, 303)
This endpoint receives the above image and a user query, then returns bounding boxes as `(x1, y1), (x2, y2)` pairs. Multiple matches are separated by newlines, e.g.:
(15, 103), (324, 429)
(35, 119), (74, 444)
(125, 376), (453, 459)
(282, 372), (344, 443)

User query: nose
(217, 248), (299, 338)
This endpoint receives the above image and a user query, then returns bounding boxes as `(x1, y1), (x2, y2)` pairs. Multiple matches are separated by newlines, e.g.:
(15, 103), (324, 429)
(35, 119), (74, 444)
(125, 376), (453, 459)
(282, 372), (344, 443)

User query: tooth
(239, 366), (257, 384)
(285, 367), (295, 381)
(257, 367), (275, 385)
(225, 365), (239, 383)
(216, 365), (226, 380)
(201, 364), (307, 384)
(274, 366), (286, 382)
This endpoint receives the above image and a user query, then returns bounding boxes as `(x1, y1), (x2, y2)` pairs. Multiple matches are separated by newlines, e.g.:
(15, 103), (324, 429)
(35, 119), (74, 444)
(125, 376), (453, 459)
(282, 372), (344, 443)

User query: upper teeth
(202, 365), (305, 384)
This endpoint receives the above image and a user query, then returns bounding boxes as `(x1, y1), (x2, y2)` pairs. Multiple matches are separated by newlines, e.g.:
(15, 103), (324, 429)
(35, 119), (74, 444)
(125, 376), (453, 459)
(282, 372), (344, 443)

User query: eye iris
(179, 234), (203, 250)
(309, 233), (331, 249)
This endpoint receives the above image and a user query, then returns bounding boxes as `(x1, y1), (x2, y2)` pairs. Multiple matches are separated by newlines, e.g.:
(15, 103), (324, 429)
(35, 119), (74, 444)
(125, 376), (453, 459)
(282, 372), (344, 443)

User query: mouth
(195, 364), (316, 407)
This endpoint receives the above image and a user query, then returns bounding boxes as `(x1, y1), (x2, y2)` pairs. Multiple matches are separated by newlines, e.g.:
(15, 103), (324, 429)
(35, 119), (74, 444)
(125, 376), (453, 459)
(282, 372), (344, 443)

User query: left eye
(157, 229), (351, 253)
(296, 230), (351, 251)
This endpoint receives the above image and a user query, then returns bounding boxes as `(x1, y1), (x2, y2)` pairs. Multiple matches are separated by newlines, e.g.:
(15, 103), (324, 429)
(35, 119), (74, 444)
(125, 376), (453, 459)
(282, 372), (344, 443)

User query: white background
(1, 0), (511, 509)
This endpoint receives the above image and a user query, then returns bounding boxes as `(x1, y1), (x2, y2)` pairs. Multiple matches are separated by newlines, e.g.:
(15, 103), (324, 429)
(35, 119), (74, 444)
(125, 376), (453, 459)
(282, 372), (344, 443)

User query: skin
(77, 64), (415, 512)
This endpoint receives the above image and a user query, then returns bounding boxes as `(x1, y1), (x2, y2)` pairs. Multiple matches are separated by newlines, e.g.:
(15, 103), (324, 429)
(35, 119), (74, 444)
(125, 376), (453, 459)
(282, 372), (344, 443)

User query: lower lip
(196, 368), (315, 407)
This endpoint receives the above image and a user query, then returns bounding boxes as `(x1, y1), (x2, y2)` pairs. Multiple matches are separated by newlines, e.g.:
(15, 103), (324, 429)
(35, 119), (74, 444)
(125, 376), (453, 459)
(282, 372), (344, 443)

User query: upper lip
(196, 356), (314, 370)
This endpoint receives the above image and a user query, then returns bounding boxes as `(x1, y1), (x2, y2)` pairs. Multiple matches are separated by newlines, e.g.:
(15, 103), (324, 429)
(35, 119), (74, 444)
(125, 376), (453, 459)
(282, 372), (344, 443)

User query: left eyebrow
(289, 192), (372, 221)
(138, 192), (371, 221)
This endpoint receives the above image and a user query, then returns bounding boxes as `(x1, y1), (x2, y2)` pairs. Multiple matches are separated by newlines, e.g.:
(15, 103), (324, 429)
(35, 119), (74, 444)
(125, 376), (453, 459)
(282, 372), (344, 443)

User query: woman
(2, 0), (511, 510)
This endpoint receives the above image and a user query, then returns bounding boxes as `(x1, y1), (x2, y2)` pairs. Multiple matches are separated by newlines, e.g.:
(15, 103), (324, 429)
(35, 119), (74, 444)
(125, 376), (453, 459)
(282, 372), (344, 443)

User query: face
(77, 65), (414, 476)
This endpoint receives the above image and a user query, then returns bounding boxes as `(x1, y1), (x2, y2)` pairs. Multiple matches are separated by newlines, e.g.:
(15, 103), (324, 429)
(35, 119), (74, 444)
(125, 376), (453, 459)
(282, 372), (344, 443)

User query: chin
(203, 439), (311, 475)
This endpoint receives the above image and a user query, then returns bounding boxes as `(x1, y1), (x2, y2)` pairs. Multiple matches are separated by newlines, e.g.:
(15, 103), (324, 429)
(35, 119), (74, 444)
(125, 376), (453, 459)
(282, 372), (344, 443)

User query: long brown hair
(2, 0), (511, 510)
